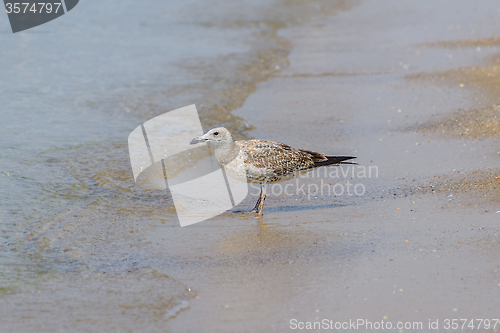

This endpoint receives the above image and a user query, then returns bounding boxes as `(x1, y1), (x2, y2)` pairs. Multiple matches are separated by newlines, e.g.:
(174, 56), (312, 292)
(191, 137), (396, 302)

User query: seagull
(190, 127), (356, 216)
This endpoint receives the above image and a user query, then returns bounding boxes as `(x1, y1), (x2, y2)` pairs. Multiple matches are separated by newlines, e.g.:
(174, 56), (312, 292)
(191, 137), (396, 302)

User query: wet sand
(168, 0), (500, 331)
(2, 0), (500, 332)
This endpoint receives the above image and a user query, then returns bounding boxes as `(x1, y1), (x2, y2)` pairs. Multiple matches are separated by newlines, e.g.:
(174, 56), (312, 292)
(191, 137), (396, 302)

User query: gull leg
(251, 184), (263, 212)
(252, 196), (262, 212)
(256, 184), (266, 216)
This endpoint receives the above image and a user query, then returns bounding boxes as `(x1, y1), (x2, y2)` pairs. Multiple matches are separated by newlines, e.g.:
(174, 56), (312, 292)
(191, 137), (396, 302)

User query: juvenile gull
(190, 127), (356, 216)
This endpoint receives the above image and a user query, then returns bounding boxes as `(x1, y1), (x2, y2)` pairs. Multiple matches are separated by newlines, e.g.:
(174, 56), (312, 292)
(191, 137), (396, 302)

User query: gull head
(190, 127), (233, 148)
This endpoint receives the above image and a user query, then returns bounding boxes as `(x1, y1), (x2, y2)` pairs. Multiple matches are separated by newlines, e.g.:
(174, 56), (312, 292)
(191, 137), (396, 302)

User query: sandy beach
(1, 0), (500, 332)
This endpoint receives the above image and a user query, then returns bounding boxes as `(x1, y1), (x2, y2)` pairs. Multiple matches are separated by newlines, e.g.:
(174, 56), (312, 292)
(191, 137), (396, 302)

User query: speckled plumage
(227, 140), (326, 184)
(190, 127), (356, 215)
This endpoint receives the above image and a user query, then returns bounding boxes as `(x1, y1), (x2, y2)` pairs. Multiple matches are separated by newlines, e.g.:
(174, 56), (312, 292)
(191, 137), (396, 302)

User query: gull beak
(190, 135), (208, 145)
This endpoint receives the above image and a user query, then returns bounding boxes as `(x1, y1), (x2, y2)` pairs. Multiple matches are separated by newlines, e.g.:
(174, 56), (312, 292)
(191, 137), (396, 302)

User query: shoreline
(168, 0), (500, 331)
(2, 0), (500, 331)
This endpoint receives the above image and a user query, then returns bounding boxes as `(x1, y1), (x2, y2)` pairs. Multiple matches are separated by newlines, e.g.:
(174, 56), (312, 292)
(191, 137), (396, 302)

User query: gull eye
(213, 131), (219, 136)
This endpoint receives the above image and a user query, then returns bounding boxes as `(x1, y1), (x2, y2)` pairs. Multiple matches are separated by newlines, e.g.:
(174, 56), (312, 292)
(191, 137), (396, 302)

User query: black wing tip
(328, 155), (356, 159)
(315, 155), (357, 167)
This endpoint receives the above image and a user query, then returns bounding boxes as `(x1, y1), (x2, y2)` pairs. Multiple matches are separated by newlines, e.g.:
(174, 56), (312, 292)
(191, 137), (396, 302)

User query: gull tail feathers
(299, 149), (357, 167)
(315, 155), (357, 167)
